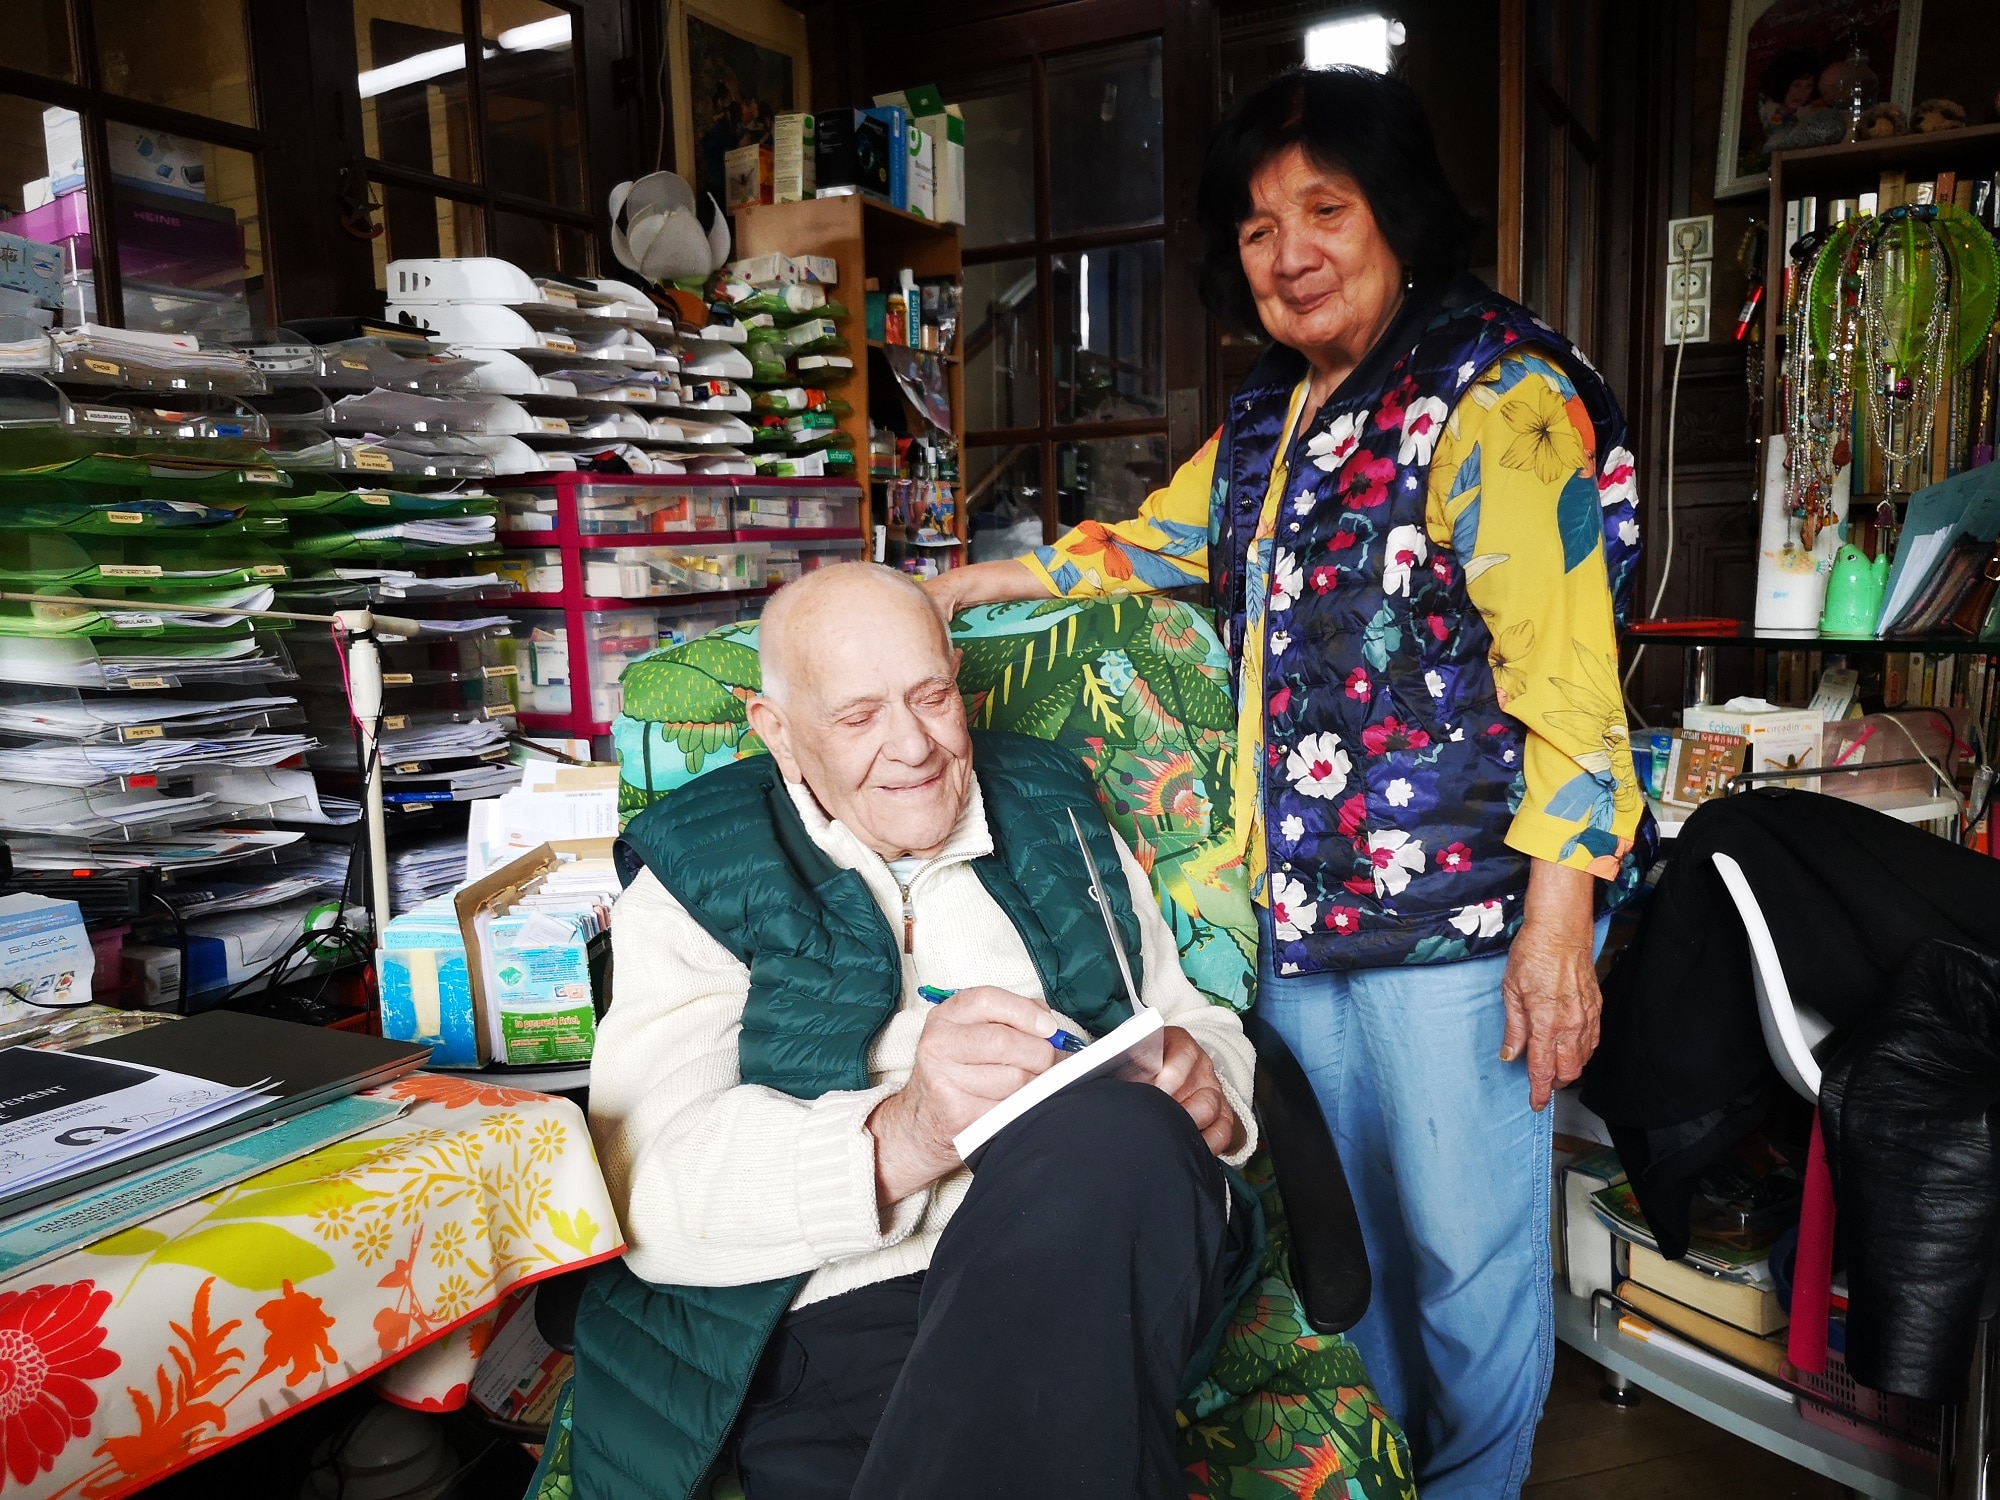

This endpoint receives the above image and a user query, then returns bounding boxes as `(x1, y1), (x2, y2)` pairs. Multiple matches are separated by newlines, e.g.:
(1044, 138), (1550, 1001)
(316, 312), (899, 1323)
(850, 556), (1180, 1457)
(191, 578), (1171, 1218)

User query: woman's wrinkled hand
(1499, 859), (1601, 1111)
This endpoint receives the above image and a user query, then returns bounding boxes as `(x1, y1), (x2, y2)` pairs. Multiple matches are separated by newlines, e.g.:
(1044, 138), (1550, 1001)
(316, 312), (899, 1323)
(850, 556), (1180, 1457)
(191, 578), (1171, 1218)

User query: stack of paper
(0, 733), (317, 788)
(392, 833), (469, 913)
(0, 696), (299, 740)
(0, 1048), (275, 1208)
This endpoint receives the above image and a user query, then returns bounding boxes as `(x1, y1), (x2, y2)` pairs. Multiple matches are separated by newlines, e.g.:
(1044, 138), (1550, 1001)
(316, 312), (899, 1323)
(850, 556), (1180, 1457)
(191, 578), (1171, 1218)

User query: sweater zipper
(896, 874), (915, 954)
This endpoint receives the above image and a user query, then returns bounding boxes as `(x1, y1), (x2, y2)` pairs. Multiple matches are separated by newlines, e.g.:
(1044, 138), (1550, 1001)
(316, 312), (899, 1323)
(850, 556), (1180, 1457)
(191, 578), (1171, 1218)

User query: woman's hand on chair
(919, 560), (1048, 628)
(1499, 860), (1602, 1112)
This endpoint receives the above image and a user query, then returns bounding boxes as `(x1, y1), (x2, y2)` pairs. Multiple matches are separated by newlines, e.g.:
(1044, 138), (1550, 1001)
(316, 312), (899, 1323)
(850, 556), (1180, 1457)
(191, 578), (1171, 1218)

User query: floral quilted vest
(1213, 281), (1648, 974)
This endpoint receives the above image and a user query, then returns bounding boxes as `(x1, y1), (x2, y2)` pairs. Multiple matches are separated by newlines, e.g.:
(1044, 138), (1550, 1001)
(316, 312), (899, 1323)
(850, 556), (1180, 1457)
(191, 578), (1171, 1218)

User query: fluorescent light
(498, 15), (572, 51)
(1078, 253), (1091, 351)
(356, 14), (568, 98)
(358, 43), (465, 98)
(1305, 13), (1404, 73)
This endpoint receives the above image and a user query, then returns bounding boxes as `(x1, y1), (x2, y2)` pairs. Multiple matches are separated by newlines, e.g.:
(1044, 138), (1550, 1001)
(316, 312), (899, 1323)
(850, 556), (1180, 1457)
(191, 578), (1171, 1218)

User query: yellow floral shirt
(1022, 351), (1642, 883)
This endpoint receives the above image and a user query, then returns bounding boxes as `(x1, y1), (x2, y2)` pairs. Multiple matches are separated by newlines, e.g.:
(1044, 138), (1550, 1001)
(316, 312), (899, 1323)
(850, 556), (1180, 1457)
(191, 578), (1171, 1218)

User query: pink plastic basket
(1789, 1348), (1941, 1473)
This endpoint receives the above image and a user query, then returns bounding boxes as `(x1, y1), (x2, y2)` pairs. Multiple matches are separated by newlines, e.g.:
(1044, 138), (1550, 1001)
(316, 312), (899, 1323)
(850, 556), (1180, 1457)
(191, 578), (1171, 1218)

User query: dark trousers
(733, 1078), (1247, 1500)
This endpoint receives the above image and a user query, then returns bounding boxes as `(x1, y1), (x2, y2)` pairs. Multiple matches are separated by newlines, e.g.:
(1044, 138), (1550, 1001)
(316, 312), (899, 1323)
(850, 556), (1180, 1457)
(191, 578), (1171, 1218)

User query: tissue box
(1683, 703), (1823, 784)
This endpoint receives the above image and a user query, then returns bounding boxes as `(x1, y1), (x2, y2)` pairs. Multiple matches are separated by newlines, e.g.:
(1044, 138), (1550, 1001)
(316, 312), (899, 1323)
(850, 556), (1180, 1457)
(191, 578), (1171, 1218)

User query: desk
(0, 1072), (620, 1500)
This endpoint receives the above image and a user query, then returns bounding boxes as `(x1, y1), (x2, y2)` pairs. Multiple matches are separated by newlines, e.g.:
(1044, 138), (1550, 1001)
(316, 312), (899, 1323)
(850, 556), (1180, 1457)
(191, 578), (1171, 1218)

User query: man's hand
(1151, 1025), (1242, 1157)
(868, 987), (1061, 1204)
(1500, 859), (1602, 1111)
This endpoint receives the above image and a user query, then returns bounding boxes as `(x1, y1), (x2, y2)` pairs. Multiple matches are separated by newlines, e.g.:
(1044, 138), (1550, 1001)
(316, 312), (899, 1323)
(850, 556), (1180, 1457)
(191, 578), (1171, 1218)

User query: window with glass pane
(369, 182), (487, 290)
(966, 444), (1045, 561)
(1052, 241), (1163, 424)
(956, 70), (1034, 251)
(492, 210), (590, 277)
(94, 0), (254, 126)
(14, 0), (75, 82)
(478, 0), (584, 208)
(355, 0), (478, 184)
(108, 129), (262, 340)
(1056, 435), (1167, 527)
(0, 93), (85, 330)
(1046, 38), (1163, 236)
(963, 259), (1039, 432)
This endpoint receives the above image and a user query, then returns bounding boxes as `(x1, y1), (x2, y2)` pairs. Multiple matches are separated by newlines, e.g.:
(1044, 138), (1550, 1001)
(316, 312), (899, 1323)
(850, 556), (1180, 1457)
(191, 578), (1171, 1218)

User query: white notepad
(951, 1005), (1166, 1165)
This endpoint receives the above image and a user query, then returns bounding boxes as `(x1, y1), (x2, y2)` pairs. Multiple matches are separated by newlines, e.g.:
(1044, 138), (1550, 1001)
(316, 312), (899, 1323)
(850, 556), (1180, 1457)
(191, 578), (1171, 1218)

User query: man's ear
(746, 695), (802, 781)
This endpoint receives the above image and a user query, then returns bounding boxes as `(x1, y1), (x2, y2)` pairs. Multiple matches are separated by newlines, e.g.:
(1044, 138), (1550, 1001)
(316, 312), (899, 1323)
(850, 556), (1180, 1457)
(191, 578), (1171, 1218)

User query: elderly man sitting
(578, 562), (1261, 1500)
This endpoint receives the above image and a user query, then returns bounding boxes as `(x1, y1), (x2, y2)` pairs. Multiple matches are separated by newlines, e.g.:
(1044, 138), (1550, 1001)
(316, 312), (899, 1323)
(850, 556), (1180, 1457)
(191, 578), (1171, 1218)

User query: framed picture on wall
(669, 0), (809, 213)
(1715, 0), (1923, 199)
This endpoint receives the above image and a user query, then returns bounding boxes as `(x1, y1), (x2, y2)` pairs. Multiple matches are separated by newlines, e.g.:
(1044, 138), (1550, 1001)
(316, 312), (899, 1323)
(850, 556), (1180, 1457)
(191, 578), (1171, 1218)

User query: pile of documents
(391, 833), (468, 914)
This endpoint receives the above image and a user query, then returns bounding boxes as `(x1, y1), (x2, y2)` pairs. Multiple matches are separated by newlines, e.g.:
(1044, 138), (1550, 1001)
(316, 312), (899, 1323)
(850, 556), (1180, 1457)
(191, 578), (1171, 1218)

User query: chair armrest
(534, 1267), (591, 1354)
(1242, 1010), (1372, 1335)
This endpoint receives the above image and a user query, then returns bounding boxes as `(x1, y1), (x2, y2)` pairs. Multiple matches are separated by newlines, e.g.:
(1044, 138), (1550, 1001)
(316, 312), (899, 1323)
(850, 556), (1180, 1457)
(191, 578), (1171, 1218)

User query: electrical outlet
(1665, 303), (1711, 344)
(1667, 214), (1714, 264)
(1667, 261), (1711, 306)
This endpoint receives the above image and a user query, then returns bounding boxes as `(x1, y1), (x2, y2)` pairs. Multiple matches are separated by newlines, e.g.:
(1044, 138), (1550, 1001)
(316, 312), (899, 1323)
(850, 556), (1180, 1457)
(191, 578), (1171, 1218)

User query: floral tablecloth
(0, 1072), (621, 1500)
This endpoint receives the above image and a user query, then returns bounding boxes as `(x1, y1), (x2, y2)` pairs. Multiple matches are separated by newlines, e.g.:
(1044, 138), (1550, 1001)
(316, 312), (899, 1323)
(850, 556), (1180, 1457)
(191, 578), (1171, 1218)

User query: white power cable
(1622, 223), (1703, 713)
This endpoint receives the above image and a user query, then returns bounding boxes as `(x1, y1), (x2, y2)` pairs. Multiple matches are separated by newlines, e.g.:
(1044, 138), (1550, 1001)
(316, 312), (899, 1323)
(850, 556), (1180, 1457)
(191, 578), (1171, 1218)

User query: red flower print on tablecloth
(1439, 842), (1474, 874)
(1361, 717), (1431, 755)
(386, 1074), (544, 1110)
(0, 1279), (119, 1486)
(252, 1282), (336, 1387)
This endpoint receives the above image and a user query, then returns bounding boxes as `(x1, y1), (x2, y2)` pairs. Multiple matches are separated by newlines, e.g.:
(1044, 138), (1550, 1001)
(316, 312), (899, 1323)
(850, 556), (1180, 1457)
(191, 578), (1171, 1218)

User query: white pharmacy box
(0, 893), (93, 1018)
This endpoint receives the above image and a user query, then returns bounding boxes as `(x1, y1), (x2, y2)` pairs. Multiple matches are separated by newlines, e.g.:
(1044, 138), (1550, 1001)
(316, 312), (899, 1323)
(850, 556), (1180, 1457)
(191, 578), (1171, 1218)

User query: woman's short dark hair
(1197, 67), (1480, 330)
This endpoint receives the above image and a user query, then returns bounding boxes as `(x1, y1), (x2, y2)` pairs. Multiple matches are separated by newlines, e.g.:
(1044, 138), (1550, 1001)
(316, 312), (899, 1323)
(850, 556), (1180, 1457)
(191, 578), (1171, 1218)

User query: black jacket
(1822, 939), (2000, 1401)
(1581, 789), (2000, 1258)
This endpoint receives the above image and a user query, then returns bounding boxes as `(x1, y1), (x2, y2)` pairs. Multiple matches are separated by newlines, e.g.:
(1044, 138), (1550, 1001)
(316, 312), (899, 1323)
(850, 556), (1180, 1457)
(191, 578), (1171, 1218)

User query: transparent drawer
(498, 480), (733, 536)
(515, 608), (661, 722)
(732, 483), (862, 534)
(579, 541), (770, 599)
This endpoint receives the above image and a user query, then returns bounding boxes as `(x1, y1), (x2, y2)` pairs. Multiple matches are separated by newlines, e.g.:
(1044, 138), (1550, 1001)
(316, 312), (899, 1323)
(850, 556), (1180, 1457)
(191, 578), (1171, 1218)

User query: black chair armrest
(534, 1267), (591, 1355)
(1243, 1010), (1371, 1335)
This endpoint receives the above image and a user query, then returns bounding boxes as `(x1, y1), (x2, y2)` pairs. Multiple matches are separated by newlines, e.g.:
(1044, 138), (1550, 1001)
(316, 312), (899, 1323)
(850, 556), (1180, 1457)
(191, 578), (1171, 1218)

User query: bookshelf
(734, 197), (967, 571)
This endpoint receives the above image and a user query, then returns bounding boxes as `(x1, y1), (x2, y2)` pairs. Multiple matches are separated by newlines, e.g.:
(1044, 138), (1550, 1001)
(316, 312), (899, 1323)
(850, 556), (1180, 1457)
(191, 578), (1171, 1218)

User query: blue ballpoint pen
(917, 985), (1086, 1053)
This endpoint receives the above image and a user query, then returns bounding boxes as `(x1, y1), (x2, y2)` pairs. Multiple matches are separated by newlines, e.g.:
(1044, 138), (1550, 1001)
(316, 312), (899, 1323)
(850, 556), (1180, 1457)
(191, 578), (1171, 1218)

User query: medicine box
(379, 905), (484, 1067)
(0, 894), (92, 1022)
(1682, 704), (1822, 784)
(772, 113), (816, 204)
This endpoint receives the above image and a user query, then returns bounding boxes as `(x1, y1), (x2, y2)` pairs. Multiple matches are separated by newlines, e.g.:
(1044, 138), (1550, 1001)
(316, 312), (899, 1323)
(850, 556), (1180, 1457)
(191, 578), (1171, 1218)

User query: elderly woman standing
(930, 67), (1653, 1498)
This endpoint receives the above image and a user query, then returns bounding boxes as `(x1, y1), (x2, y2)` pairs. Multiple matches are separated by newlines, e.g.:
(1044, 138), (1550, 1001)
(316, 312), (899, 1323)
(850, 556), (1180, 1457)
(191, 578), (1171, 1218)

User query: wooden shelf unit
(734, 196), (967, 566)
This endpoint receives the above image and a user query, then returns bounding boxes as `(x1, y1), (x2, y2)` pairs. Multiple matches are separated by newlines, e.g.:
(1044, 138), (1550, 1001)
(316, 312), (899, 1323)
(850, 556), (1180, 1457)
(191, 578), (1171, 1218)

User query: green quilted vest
(570, 729), (1146, 1500)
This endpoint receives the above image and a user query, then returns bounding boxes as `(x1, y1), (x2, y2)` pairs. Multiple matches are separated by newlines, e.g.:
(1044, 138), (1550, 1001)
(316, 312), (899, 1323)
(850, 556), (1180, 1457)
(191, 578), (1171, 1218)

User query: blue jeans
(1255, 911), (1607, 1500)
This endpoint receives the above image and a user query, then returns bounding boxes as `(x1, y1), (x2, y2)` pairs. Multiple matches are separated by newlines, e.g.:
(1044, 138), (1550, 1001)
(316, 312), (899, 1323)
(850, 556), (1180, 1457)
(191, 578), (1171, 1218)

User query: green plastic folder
(0, 498), (290, 538)
(0, 454), (291, 503)
(0, 534), (291, 589)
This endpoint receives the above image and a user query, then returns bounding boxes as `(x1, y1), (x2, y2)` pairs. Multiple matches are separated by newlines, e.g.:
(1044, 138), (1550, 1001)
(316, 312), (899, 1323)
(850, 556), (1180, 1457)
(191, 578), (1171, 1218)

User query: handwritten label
(382, 714), (408, 730)
(121, 677), (169, 690)
(105, 512), (145, 525)
(251, 565), (287, 578)
(244, 468), (282, 484)
(360, 492), (393, 506)
(382, 672), (414, 686)
(120, 725), (164, 741)
(82, 358), (120, 376)
(482, 664), (519, 678)
(352, 450), (394, 472)
(394, 762), (422, 774)
(99, 565), (162, 579)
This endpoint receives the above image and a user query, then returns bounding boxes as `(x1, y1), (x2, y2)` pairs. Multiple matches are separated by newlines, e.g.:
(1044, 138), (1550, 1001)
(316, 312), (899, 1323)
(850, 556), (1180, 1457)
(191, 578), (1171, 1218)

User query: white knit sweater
(588, 775), (1260, 1309)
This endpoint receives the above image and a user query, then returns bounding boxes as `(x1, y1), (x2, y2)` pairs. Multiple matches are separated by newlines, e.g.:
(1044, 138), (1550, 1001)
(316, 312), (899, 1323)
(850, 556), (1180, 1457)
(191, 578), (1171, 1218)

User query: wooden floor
(1526, 1344), (1854, 1499)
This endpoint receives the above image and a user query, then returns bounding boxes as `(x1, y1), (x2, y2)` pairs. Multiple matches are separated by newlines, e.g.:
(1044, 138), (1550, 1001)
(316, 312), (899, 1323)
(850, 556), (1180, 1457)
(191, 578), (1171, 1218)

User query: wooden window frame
(0, 0), (271, 329)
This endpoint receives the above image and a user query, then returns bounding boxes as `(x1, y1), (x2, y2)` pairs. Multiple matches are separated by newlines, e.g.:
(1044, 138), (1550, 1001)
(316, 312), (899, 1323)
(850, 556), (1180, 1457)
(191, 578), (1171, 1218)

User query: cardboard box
(0, 894), (92, 1021)
(724, 144), (772, 212)
(814, 109), (891, 201)
(903, 124), (935, 219)
(772, 113), (816, 204)
(1661, 729), (1749, 809)
(453, 839), (615, 1067)
(1682, 704), (1822, 785)
(918, 107), (966, 224)
(0, 232), (63, 313)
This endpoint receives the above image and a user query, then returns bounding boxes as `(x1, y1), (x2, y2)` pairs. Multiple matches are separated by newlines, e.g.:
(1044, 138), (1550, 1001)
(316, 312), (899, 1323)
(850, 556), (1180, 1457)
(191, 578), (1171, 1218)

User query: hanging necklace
(1782, 228), (1849, 550)
(1855, 207), (1954, 501)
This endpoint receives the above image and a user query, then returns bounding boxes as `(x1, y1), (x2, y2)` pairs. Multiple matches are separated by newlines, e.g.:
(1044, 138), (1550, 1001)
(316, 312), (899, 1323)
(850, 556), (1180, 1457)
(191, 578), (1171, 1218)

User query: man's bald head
(746, 563), (972, 859)
(759, 562), (951, 704)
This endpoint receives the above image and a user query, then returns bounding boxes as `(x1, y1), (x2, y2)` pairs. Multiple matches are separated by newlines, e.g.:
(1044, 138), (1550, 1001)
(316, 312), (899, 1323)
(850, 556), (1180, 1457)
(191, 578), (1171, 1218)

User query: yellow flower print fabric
(1026, 350), (1640, 881)
(1425, 352), (1641, 875)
